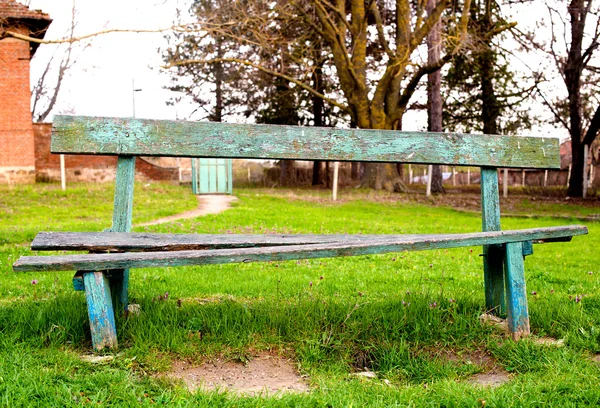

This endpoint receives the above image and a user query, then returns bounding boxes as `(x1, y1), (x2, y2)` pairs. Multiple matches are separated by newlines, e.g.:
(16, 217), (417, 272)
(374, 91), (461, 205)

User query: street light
(132, 79), (142, 118)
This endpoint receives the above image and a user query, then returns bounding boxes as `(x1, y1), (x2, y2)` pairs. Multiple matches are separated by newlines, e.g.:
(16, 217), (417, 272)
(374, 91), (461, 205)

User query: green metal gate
(191, 158), (233, 195)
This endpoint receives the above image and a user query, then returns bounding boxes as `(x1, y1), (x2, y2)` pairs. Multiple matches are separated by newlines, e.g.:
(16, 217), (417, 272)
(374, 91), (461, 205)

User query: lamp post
(132, 79), (142, 118)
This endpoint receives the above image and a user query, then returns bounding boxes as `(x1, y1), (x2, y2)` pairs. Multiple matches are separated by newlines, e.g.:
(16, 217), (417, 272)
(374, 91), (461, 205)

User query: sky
(24, 0), (591, 139)
(28, 0), (189, 121)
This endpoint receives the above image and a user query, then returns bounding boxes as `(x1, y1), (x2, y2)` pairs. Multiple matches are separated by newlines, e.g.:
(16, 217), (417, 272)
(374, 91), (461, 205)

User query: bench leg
(504, 242), (530, 340)
(483, 244), (506, 316)
(83, 271), (118, 351)
(109, 269), (129, 314)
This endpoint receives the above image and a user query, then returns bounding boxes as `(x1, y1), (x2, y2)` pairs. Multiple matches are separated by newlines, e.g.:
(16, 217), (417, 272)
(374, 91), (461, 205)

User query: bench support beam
(504, 242), (530, 340)
(83, 271), (118, 351)
(109, 156), (136, 314)
(481, 167), (506, 316)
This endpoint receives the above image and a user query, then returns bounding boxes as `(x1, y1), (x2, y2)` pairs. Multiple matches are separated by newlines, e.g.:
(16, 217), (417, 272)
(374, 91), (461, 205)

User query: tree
(563, 0), (600, 196)
(442, 0), (532, 136)
(30, 1), (87, 123)
(427, 0), (445, 194)
(530, 0), (600, 197)
(165, 0), (474, 191)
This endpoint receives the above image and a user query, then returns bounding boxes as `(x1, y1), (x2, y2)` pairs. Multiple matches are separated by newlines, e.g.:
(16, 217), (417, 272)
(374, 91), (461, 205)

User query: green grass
(1, 183), (599, 407)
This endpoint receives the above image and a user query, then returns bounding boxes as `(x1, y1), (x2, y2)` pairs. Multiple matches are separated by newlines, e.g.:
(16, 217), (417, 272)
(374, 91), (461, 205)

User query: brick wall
(33, 123), (179, 182)
(0, 26), (35, 183)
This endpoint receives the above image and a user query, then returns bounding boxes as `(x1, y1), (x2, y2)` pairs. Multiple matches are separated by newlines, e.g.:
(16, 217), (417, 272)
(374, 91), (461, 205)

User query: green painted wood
(199, 159), (209, 194)
(73, 274), (84, 291)
(504, 242), (531, 340)
(13, 226), (587, 273)
(51, 116), (561, 169)
(522, 241), (534, 257)
(83, 271), (118, 351)
(112, 156), (136, 232)
(109, 156), (136, 312)
(481, 168), (501, 232)
(227, 158), (233, 195)
(217, 159), (227, 193)
(191, 158), (199, 195)
(209, 159), (218, 193)
(29, 226), (587, 253)
(481, 167), (505, 316)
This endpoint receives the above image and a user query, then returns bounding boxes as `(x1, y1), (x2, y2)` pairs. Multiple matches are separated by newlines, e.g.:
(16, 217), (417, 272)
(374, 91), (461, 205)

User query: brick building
(0, 0), (51, 183)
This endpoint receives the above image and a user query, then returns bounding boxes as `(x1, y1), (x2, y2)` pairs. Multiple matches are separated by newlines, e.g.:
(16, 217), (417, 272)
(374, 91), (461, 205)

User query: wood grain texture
(108, 156), (136, 311)
(504, 242), (531, 340)
(481, 167), (505, 316)
(83, 271), (118, 350)
(29, 226), (587, 252)
(14, 226), (587, 272)
(31, 232), (432, 251)
(51, 116), (561, 169)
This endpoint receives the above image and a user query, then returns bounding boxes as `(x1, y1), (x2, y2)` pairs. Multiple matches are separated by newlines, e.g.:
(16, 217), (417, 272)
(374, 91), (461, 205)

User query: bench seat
(14, 226), (587, 272)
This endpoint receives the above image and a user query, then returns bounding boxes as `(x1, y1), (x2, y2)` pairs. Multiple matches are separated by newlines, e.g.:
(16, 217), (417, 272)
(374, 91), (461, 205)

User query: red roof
(0, 0), (52, 56)
(0, 0), (50, 21)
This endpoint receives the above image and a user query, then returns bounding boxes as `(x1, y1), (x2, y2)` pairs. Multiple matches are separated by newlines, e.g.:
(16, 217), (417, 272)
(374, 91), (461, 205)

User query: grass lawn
(1, 182), (599, 407)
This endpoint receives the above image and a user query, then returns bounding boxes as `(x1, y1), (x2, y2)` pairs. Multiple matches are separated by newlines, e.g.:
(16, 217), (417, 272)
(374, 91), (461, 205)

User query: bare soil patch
(167, 352), (308, 396)
(436, 348), (511, 388)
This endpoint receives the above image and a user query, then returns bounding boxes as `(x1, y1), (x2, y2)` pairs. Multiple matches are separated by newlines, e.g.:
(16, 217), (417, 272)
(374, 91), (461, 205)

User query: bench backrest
(52, 116), (560, 169)
(50, 115), (560, 238)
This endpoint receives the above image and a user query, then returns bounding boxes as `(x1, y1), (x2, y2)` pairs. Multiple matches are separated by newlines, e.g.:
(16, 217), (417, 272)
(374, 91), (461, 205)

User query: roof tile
(0, 0), (51, 21)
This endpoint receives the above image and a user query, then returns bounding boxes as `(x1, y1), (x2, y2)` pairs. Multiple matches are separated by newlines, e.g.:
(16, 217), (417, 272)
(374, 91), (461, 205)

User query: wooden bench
(13, 115), (588, 351)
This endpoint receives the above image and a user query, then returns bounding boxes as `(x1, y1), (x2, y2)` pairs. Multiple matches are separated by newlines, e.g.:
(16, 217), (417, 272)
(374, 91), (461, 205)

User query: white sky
(29, 0), (189, 121)
(25, 0), (591, 139)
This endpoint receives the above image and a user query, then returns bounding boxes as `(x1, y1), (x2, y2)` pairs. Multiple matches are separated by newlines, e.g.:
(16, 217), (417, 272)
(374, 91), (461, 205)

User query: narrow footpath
(136, 195), (237, 227)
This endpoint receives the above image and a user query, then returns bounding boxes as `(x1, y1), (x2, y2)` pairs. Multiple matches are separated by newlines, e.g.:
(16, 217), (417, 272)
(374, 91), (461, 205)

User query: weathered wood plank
(14, 226), (587, 272)
(31, 232), (423, 251)
(29, 226), (587, 253)
(107, 156), (136, 312)
(112, 156), (136, 232)
(51, 116), (561, 169)
(504, 242), (531, 340)
(83, 271), (118, 351)
(481, 167), (505, 316)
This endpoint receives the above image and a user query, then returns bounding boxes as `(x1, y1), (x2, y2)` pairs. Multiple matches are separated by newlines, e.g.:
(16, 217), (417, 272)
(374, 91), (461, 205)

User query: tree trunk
(213, 38), (224, 123)
(312, 56), (324, 186)
(280, 160), (297, 187)
(427, 0), (444, 194)
(566, 0), (586, 197)
(351, 162), (360, 180)
(480, 0), (499, 136)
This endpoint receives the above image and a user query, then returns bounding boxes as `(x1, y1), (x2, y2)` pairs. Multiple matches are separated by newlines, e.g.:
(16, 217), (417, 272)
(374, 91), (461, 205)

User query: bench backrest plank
(51, 115), (560, 169)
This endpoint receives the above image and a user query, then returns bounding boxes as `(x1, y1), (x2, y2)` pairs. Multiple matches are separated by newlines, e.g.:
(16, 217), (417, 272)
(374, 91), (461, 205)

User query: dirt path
(137, 195), (237, 227)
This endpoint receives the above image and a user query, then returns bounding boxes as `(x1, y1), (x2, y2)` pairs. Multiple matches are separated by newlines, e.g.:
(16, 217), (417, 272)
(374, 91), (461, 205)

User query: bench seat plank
(31, 226), (587, 252)
(52, 116), (561, 169)
(14, 226), (587, 272)
(30, 232), (451, 251)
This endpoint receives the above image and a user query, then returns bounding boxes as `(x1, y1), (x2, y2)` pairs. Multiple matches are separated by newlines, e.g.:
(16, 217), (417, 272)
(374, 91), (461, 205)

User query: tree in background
(528, 0), (600, 197)
(164, 0), (474, 191)
(427, 0), (444, 193)
(163, 0), (345, 186)
(443, 0), (532, 136)
(558, 0), (599, 197)
(30, 1), (87, 123)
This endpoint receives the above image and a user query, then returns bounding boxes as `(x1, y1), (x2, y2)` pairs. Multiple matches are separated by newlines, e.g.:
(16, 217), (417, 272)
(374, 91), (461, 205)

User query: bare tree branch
(164, 57), (349, 113)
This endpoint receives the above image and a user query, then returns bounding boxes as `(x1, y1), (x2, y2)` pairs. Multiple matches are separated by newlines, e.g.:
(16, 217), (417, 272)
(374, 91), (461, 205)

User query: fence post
(60, 154), (66, 191)
(426, 165), (433, 196)
(332, 161), (339, 201)
(503, 168), (508, 198)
